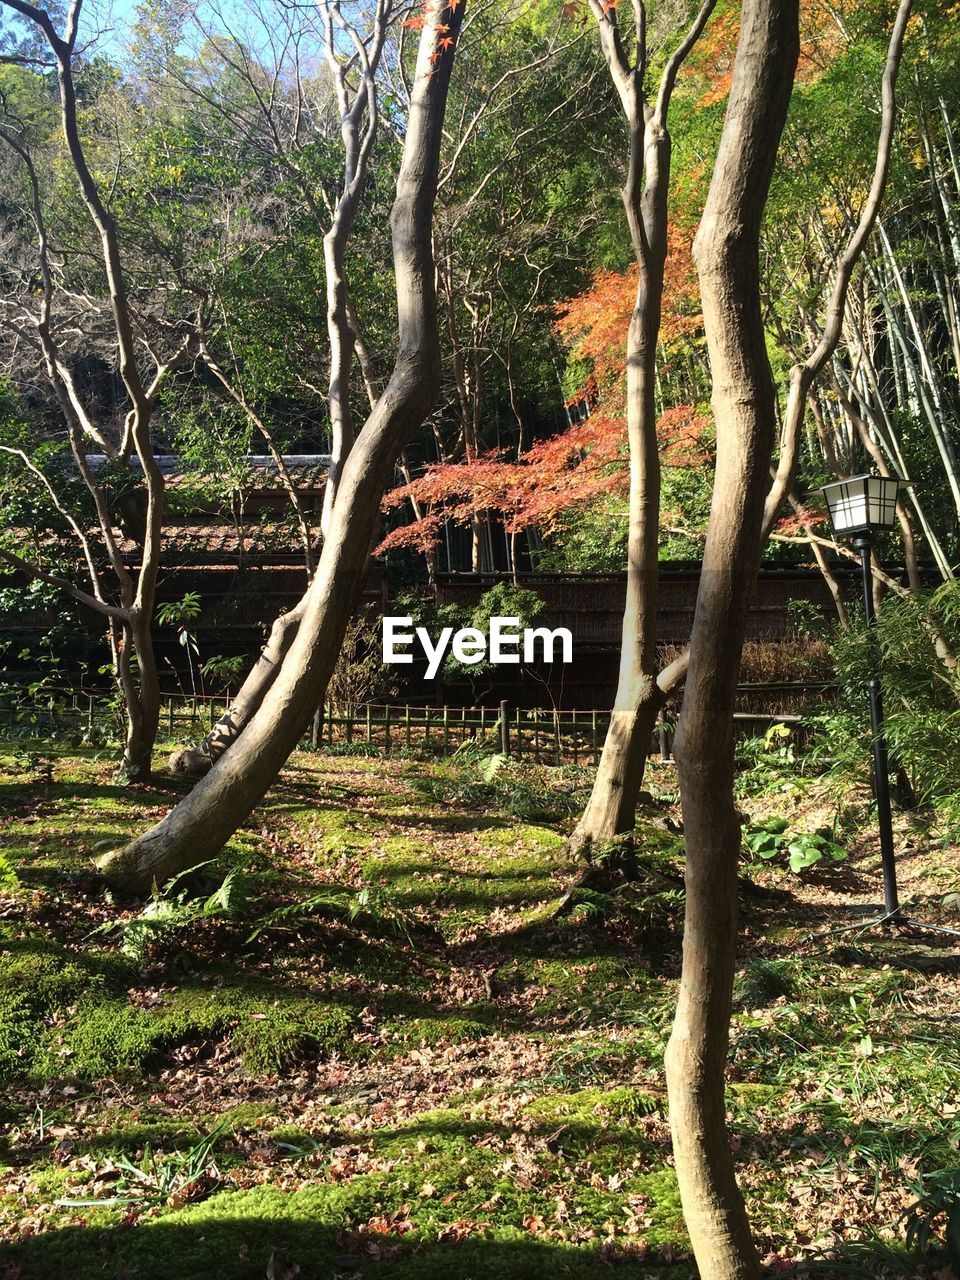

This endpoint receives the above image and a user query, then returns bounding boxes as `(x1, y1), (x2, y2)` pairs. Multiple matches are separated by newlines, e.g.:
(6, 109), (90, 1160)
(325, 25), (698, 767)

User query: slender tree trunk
(569, 0), (716, 859)
(168, 600), (307, 776)
(98, 3), (466, 893)
(317, 2), (389, 537)
(569, 297), (663, 855)
(319, 234), (358, 538)
(663, 5), (799, 1279)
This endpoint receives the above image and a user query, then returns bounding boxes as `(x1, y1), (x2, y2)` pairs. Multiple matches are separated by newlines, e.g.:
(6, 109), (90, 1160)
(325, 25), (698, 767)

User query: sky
(1, 0), (267, 66)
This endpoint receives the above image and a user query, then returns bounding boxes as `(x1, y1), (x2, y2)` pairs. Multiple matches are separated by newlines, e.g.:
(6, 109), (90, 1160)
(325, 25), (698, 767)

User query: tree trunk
(167, 600), (307, 777)
(119, 615), (161, 781)
(663, 4), (798, 1279)
(319, 232), (357, 538)
(569, 286), (662, 853)
(570, 0), (716, 856)
(98, 3), (465, 893)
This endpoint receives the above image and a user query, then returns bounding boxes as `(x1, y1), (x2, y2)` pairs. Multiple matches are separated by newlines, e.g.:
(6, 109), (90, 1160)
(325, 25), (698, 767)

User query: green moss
(231, 999), (353, 1074)
(0, 953), (355, 1081)
(525, 1085), (664, 1126)
(0, 1178), (688, 1278)
(386, 1015), (489, 1049)
(475, 824), (565, 852)
(0, 943), (131, 1080)
(632, 1167), (688, 1247)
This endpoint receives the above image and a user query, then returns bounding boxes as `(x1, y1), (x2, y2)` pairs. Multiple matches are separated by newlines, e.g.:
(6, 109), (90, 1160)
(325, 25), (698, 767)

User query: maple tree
(378, 402), (713, 560)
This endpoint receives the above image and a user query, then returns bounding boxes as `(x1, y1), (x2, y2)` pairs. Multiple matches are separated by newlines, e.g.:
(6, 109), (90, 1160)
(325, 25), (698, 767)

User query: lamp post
(820, 474), (903, 915)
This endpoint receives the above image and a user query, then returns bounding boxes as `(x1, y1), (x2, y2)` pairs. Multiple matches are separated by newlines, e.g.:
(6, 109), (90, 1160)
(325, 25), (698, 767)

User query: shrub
(822, 582), (960, 828)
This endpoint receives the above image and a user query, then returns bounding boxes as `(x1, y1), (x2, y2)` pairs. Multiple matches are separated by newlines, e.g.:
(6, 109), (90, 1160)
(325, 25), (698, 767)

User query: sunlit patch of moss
(0, 1172), (689, 1279)
(231, 999), (353, 1075)
(0, 950), (355, 1082)
(475, 824), (565, 853)
(524, 1085), (664, 1127)
(631, 1167), (688, 1248)
(363, 833), (566, 937)
(383, 1015), (490, 1050)
(297, 805), (382, 862)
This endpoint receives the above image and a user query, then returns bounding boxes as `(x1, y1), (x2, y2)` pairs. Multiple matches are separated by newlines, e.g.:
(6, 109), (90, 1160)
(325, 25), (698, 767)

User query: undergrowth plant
(57, 1118), (230, 1211)
(902, 1166), (960, 1267)
(91, 864), (244, 962)
(743, 816), (846, 874)
(0, 850), (18, 891)
(824, 582), (960, 830)
(250, 879), (418, 944)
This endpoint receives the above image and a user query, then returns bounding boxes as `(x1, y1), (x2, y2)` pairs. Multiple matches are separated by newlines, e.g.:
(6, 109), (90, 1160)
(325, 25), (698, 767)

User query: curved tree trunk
(662, 3), (799, 1278)
(98, 3), (465, 893)
(569, 0), (716, 859)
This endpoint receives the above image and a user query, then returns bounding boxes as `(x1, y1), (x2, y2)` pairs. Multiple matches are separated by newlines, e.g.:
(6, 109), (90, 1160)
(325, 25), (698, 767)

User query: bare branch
(0, 546), (127, 620)
(762, 0), (912, 539)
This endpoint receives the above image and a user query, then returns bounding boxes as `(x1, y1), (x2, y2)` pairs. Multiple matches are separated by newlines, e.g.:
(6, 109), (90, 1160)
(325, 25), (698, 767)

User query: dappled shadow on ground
(0, 1209), (948, 1280)
(0, 1216), (694, 1280)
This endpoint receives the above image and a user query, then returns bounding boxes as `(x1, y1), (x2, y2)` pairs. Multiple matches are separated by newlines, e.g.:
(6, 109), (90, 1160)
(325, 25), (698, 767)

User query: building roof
(83, 454), (331, 493)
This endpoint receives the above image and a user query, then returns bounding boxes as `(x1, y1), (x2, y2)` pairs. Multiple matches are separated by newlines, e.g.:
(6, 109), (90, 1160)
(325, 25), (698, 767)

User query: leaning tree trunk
(168, 600), (307, 776)
(97, 3), (465, 893)
(662, 3), (799, 1278)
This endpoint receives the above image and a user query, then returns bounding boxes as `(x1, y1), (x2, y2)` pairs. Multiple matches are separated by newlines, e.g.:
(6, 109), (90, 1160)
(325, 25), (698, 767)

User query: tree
(426, 2), (607, 573)
(125, 0), (398, 776)
(661, 7), (799, 1273)
(564, 0), (717, 862)
(662, 1), (912, 1275)
(96, 0), (466, 893)
(0, 0), (195, 779)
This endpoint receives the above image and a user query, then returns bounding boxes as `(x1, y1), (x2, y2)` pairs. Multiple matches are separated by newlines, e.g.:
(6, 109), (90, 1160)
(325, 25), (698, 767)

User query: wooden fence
(0, 687), (816, 766)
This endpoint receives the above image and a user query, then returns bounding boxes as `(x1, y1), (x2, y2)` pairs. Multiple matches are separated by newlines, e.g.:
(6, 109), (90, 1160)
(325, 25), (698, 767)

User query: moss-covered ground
(1, 742), (959, 1279)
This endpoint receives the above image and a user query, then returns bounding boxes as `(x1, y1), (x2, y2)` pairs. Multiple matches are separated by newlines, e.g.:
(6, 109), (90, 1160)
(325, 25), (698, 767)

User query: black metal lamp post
(821, 474), (904, 915)
(819, 474), (960, 939)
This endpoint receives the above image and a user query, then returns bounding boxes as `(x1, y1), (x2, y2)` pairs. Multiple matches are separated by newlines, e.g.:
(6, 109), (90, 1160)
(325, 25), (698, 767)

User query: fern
(0, 850), (18, 891)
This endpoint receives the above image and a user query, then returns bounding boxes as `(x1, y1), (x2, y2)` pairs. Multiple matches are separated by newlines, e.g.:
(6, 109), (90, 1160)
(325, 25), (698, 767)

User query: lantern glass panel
(823, 476), (869, 533)
(821, 474), (905, 535)
(866, 475), (900, 531)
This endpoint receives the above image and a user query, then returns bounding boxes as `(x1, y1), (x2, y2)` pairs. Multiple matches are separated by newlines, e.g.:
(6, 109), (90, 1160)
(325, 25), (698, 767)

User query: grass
(0, 742), (959, 1278)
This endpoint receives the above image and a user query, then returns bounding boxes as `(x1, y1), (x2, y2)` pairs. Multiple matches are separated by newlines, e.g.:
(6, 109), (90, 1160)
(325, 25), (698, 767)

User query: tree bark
(318, 0), (390, 538)
(570, 0), (716, 859)
(662, 3), (799, 1278)
(168, 600), (307, 776)
(98, 1), (465, 892)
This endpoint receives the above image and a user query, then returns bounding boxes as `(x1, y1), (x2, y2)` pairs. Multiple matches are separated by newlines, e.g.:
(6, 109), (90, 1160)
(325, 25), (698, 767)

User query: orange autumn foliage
(555, 229), (701, 416)
(377, 406), (714, 557)
(689, 0), (845, 109)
